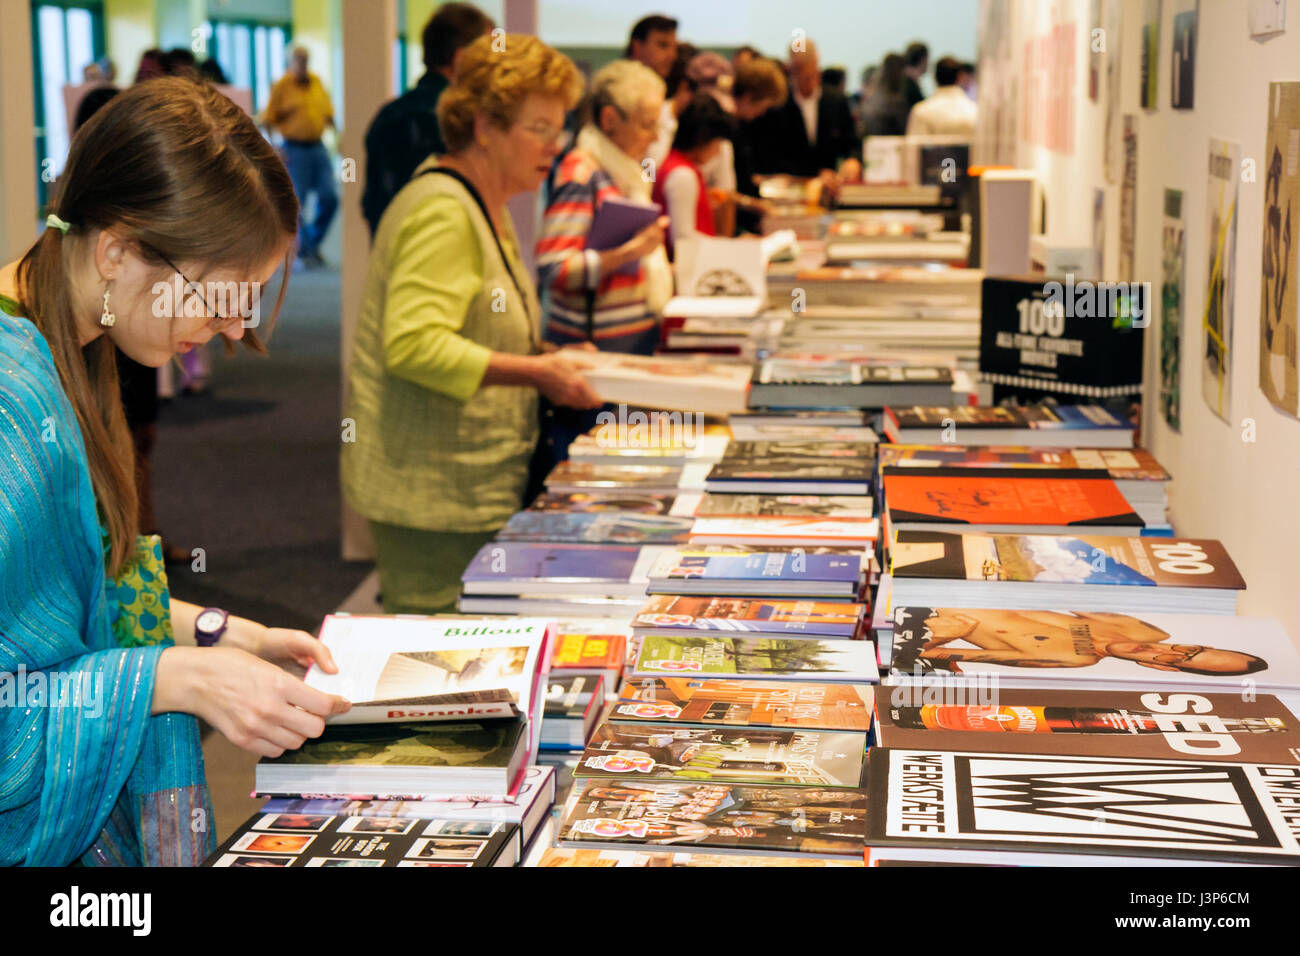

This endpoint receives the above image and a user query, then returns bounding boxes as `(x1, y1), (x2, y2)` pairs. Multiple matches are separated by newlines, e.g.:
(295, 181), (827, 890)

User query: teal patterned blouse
(0, 295), (213, 866)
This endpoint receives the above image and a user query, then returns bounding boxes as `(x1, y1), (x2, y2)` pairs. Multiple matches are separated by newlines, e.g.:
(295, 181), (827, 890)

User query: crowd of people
(0, 6), (977, 866)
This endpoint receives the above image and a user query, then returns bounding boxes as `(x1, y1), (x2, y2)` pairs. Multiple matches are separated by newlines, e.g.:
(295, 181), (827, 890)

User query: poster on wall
(1119, 116), (1138, 279)
(1171, 0), (1198, 109)
(1260, 81), (1300, 417)
(1089, 0), (1103, 101)
(1103, 0), (1125, 182)
(1140, 0), (1161, 109)
(1161, 188), (1186, 430)
(1203, 138), (1241, 423)
(1093, 188), (1106, 278)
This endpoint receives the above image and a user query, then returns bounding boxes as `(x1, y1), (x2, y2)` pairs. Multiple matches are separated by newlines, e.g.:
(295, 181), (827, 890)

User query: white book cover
(573, 352), (752, 415)
(307, 617), (553, 739)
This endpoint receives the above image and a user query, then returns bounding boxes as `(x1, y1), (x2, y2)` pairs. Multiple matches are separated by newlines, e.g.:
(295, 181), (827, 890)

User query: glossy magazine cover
(612, 677), (873, 731)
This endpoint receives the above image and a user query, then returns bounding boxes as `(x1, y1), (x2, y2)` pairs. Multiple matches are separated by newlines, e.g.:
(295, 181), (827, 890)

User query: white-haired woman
(536, 58), (672, 356)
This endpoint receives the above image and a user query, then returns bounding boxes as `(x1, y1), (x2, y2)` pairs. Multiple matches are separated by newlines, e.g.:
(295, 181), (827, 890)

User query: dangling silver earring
(100, 287), (116, 328)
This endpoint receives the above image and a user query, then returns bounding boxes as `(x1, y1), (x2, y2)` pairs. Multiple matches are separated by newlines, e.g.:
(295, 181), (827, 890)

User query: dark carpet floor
(154, 265), (372, 631)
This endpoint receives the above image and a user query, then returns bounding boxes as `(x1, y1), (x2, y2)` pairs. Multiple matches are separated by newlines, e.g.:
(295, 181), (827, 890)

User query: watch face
(196, 610), (225, 633)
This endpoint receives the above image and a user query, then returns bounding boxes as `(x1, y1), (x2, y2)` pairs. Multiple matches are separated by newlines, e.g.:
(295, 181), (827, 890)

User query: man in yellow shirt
(264, 47), (337, 267)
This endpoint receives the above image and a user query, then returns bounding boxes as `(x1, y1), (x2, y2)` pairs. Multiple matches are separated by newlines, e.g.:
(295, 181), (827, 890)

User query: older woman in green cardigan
(343, 34), (600, 613)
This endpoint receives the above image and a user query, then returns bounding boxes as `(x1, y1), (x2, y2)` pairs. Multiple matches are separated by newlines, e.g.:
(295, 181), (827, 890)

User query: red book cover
(883, 472), (1143, 527)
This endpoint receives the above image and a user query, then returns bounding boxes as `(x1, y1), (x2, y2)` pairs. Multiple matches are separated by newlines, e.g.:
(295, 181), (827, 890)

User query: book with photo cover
(865, 747), (1300, 865)
(885, 606), (1300, 694)
(633, 594), (865, 638)
(495, 510), (694, 545)
(707, 441), (876, 494)
(883, 403), (1135, 447)
(750, 359), (956, 408)
(557, 779), (868, 858)
(882, 470), (1145, 534)
(573, 351), (752, 415)
(574, 724), (868, 788)
(460, 542), (670, 597)
(888, 531), (1246, 614)
(544, 461), (688, 493)
(631, 635), (879, 684)
(537, 848), (863, 866)
(695, 493), (874, 520)
(610, 677), (874, 732)
(647, 550), (864, 597)
(527, 490), (696, 515)
(254, 718), (530, 799)
(204, 812), (519, 867)
(872, 686), (1300, 763)
(541, 675), (604, 751)
(305, 615), (552, 727)
(877, 444), (1170, 482)
(259, 765), (557, 852)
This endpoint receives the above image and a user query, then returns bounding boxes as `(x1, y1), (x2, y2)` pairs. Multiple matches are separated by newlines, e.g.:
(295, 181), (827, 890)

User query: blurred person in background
(651, 93), (736, 257)
(862, 53), (911, 136)
(732, 56), (789, 233)
(343, 35), (601, 616)
(536, 59), (671, 456)
(906, 55), (978, 137)
(363, 2), (494, 237)
(625, 13), (678, 80)
(647, 40), (697, 167)
(902, 41), (930, 112)
(749, 38), (861, 188)
(264, 46), (337, 269)
(732, 44), (761, 70)
(538, 59), (670, 356)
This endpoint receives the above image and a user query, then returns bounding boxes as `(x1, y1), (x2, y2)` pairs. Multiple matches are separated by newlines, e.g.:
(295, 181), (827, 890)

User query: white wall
(980, 0), (1300, 642)
(538, 0), (978, 93)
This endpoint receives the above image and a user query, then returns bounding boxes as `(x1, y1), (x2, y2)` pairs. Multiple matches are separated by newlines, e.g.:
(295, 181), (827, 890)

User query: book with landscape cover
(495, 510), (694, 545)
(885, 606), (1300, 694)
(873, 686), (1300, 762)
(461, 542), (670, 596)
(305, 615), (552, 727)
(750, 359), (955, 408)
(889, 531), (1246, 614)
(611, 677), (874, 731)
(558, 780), (869, 858)
(574, 724), (868, 787)
(883, 470), (1144, 533)
(205, 814), (519, 867)
(631, 635), (879, 683)
(254, 718), (530, 799)
(634, 594), (865, 637)
(647, 549), (863, 597)
(695, 493), (873, 519)
(865, 747), (1300, 865)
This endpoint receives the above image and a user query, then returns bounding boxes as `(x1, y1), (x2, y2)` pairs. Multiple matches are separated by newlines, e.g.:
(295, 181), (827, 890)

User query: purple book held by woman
(587, 197), (661, 276)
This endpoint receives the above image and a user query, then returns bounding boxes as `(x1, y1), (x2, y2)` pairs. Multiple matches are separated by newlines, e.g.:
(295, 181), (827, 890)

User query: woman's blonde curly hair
(437, 33), (584, 152)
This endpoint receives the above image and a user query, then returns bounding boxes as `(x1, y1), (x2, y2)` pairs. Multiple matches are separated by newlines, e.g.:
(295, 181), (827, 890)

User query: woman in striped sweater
(537, 59), (672, 356)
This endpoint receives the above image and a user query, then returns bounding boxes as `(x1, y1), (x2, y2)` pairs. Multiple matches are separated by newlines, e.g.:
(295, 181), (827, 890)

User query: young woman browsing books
(0, 78), (350, 867)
